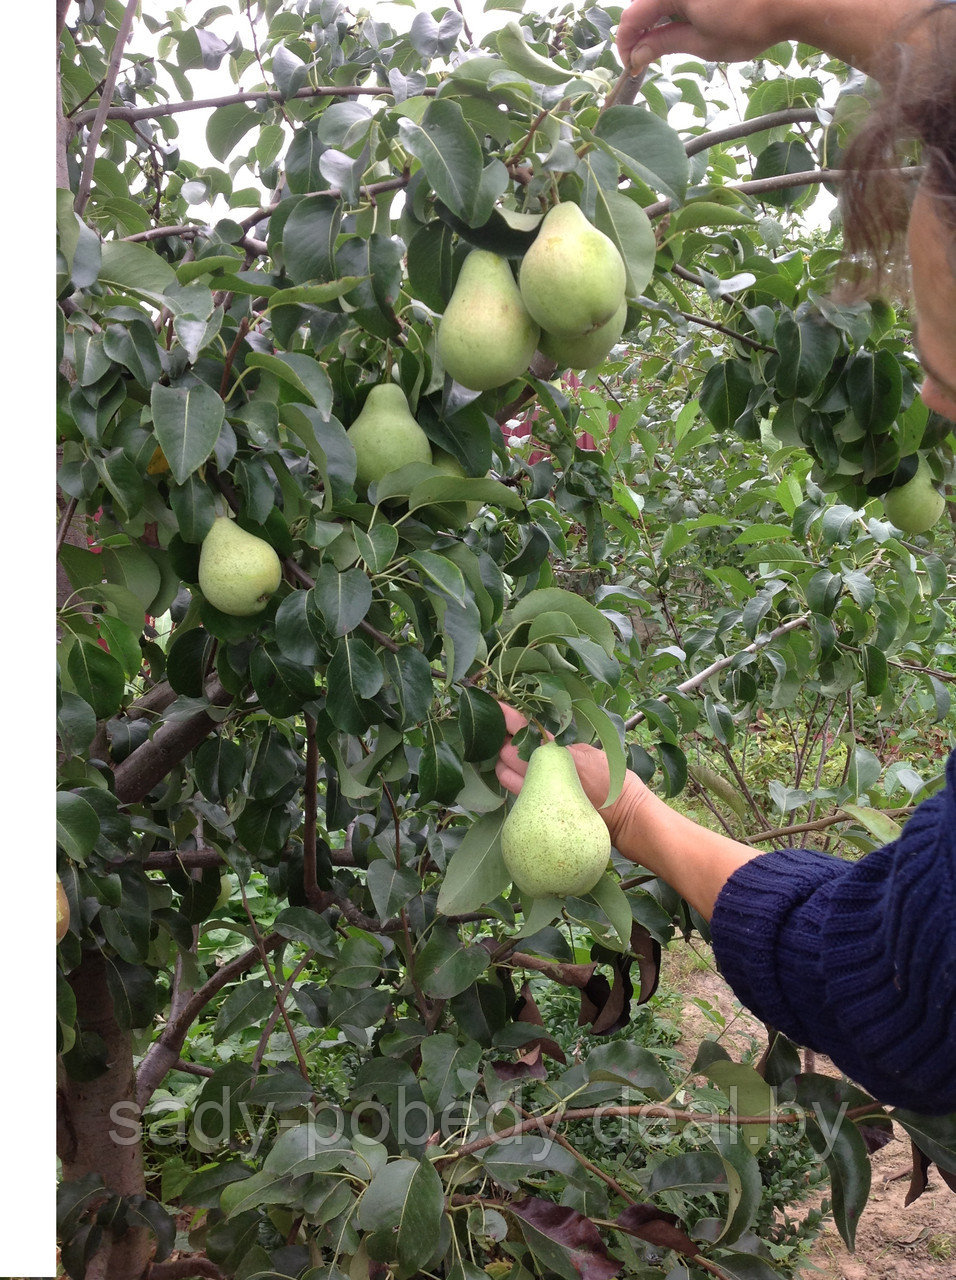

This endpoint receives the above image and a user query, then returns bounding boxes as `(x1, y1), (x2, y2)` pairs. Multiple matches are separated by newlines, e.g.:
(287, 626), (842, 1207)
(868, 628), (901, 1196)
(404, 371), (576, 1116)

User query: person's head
(840, 3), (956, 421)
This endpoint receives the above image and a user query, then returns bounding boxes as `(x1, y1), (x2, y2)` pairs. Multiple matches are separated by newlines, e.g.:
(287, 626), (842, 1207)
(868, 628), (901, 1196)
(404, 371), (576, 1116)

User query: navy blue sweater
(711, 749), (956, 1114)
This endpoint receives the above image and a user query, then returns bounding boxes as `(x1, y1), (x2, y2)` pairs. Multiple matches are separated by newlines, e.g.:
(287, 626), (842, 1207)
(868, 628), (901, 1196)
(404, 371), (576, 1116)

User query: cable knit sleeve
(710, 750), (956, 1113)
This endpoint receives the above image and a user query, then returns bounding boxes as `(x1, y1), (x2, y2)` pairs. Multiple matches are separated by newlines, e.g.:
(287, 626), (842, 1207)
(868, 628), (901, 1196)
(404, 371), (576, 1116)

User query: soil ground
(663, 940), (956, 1279)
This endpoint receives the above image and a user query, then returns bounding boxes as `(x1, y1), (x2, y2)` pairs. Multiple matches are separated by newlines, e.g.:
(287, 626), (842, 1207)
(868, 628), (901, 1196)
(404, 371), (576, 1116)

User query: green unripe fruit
(346, 383), (433, 494)
(538, 298), (628, 370)
(198, 517), (282, 616)
(882, 458), (945, 533)
(519, 202), (626, 338)
(501, 742), (611, 898)
(437, 249), (540, 391)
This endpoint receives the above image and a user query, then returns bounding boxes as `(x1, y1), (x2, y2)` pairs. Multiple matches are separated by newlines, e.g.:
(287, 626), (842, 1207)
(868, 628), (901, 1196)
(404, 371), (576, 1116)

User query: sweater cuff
(710, 848), (847, 1045)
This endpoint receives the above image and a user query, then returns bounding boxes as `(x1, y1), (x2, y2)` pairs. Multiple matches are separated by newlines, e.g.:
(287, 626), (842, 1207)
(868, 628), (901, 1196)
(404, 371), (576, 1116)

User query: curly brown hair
(839, 1), (956, 294)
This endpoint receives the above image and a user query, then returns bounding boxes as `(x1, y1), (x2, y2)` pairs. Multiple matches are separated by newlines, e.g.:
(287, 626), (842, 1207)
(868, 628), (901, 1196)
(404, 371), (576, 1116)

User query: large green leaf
(398, 99), (484, 223)
(356, 1158), (445, 1274)
(436, 809), (508, 915)
(150, 382), (225, 484)
(592, 187), (657, 302)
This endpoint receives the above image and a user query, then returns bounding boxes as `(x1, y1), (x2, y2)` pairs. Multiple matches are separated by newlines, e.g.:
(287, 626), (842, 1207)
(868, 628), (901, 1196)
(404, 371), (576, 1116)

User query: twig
(449, 0), (474, 46)
(747, 806), (914, 845)
(551, 1130), (638, 1206)
(435, 1102), (808, 1165)
(676, 310), (775, 353)
(219, 316), (250, 399)
(173, 1058), (215, 1078)
(623, 615), (811, 731)
(122, 223), (206, 243)
(302, 714), (322, 907)
(238, 175), (409, 231)
(250, 951), (315, 1076)
(683, 108), (823, 157)
(643, 165), (922, 219)
(56, 497), (79, 556)
(135, 932), (283, 1108)
(74, 0), (139, 217)
(70, 84), (435, 128)
(239, 885), (314, 1088)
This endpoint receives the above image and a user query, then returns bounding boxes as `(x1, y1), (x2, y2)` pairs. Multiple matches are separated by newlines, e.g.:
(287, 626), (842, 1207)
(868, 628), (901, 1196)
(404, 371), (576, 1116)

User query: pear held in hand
(519, 202), (626, 338)
(347, 383), (433, 493)
(882, 457), (945, 533)
(198, 516), (282, 616)
(438, 249), (540, 391)
(501, 742), (611, 898)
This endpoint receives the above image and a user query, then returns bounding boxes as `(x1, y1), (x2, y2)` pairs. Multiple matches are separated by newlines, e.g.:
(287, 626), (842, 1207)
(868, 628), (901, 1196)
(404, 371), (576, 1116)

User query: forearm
(610, 783), (759, 921)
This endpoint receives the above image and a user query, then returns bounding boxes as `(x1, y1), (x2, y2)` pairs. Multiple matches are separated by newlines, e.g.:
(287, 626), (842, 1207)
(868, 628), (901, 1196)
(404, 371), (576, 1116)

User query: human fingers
(615, 0), (675, 66)
(497, 701), (533, 738)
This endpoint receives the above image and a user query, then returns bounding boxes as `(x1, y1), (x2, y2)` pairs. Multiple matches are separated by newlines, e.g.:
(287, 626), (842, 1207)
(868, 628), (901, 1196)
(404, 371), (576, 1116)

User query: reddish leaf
(511, 1196), (619, 1280)
(515, 981), (568, 1064)
(906, 1140), (956, 1206)
(630, 922), (661, 1005)
(590, 961), (632, 1035)
(616, 1203), (698, 1258)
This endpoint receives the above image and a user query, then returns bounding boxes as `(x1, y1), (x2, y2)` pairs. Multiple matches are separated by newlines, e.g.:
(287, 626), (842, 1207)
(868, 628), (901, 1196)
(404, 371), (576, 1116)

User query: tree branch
(112, 680), (235, 804)
(136, 932), (283, 1109)
(302, 714), (323, 907)
(644, 165), (922, 219)
(147, 1257), (229, 1280)
(56, 497), (80, 555)
(624, 615), (810, 731)
(435, 1102), (807, 1165)
(74, 0), (139, 217)
(683, 108), (823, 157)
(747, 805), (914, 844)
(676, 310), (775, 353)
(70, 83), (435, 128)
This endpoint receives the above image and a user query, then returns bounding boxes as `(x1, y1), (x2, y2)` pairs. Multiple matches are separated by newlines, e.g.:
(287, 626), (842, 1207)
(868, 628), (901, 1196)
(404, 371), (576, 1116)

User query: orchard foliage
(56, 2), (955, 1279)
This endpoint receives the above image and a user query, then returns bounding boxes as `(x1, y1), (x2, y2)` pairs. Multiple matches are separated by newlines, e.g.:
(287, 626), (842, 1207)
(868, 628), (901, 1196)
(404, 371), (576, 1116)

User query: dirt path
(663, 941), (956, 1278)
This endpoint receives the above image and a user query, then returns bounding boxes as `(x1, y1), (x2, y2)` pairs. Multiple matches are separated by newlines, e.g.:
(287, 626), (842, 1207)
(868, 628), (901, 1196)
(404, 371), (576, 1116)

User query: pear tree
(55, 3), (954, 1280)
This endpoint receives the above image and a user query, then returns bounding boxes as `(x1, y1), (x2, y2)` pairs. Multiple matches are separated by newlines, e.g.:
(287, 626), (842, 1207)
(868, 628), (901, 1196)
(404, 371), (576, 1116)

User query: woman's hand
(616, 0), (791, 77)
(495, 703), (651, 849)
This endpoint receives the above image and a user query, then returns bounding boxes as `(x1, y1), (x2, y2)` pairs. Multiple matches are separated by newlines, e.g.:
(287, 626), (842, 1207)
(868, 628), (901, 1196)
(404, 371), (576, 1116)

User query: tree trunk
(58, 952), (153, 1280)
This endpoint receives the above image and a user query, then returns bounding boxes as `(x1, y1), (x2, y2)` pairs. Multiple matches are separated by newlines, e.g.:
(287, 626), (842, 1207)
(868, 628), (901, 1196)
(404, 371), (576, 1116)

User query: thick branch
(74, 0), (139, 217)
(112, 680), (234, 804)
(624, 615), (811, 731)
(71, 83), (433, 128)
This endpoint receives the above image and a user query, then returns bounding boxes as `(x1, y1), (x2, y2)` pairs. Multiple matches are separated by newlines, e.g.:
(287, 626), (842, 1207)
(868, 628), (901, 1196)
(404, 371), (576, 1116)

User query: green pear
(198, 516), (282, 616)
(539, 298), (628, 370)
(501, 742), (611, 898)
(347, 383), (433, 494)
(437, 249), (540, 391)
(882, 457), (945, 533)
(519, 202), (626, 338)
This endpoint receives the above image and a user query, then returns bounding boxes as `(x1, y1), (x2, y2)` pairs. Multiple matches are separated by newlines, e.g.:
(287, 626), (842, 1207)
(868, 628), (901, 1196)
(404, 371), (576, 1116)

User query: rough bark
(58, 952), (152, 1280)
(112, 680), (234, 804)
